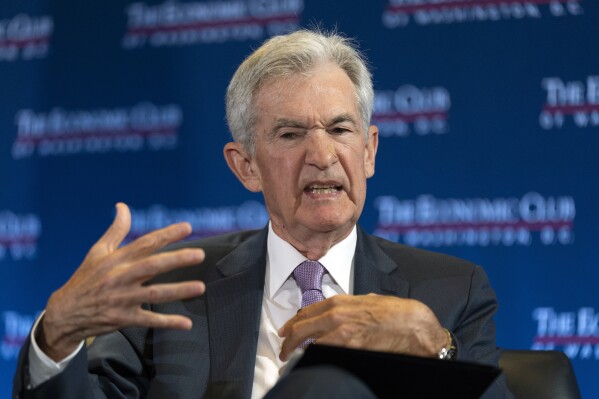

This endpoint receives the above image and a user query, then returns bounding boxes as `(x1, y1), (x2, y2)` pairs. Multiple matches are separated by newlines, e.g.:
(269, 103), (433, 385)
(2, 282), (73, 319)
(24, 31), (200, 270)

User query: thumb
(98, 202), (132, 251)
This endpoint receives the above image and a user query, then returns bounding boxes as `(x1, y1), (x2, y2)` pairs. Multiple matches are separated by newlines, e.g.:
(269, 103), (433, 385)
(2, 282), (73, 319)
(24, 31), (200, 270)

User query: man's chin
(300, 215), (356, 236)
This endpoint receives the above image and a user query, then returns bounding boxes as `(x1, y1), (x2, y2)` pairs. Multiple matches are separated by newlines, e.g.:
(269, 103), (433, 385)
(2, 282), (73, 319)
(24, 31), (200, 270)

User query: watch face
(446, 346), (457, 360)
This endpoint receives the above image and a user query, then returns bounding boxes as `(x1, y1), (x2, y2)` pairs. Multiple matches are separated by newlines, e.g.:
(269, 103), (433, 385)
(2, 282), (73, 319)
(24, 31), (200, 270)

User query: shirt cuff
(27, 311), (85, 389)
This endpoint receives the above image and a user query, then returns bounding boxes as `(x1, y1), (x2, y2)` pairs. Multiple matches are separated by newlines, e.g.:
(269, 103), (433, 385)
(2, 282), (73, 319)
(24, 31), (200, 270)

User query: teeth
(308, 186), (339, 194)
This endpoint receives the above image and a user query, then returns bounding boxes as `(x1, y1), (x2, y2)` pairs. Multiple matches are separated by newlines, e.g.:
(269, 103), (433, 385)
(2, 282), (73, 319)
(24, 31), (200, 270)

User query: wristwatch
(437, 328), (457, 360)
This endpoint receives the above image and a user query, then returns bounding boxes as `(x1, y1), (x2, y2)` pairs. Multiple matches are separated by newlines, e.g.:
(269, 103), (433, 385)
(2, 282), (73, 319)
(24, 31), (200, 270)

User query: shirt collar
(266, 222), (357, 299)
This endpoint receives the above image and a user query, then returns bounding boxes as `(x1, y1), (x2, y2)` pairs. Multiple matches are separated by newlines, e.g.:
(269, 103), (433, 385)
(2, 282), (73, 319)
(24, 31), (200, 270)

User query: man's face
(249, 62), (378, 247)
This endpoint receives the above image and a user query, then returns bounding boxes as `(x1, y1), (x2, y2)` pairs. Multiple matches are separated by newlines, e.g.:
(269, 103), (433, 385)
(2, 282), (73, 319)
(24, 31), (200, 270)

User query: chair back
(499, 350), (581, 399)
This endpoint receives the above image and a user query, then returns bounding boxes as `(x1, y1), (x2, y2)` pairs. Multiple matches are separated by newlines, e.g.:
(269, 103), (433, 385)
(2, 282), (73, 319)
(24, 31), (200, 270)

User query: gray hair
(226, 29), (374, 154)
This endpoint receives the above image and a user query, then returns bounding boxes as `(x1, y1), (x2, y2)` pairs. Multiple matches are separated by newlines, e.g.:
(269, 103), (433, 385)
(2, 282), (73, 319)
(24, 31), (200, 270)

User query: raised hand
(38, 203), (206, 361)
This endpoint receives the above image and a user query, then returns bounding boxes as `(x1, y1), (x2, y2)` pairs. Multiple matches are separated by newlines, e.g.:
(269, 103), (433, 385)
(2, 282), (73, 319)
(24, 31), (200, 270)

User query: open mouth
(304, 184), (342, 195)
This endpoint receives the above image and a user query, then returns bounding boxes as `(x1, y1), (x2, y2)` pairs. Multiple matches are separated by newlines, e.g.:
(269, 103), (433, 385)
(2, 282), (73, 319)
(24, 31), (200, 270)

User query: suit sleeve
(13, 330), (152, 399)
(451, 265), (513, 399)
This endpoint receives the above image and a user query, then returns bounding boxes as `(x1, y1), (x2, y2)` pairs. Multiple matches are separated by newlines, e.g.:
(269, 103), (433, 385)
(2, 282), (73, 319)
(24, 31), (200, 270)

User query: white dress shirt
(251, 223), (356, 398)
(28, 223), (357, 398)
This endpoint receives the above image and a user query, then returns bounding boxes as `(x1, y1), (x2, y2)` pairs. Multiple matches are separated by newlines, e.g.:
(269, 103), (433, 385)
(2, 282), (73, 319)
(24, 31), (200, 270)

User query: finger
(134, 309), (195, 330)
(279, 312), (335, 361)
(123, 248), (205, 284)
(127, 281), (206, 305)
(97, 203), (132, 252)
(117, 222), (193, 261)
(279, 296), (347, 337)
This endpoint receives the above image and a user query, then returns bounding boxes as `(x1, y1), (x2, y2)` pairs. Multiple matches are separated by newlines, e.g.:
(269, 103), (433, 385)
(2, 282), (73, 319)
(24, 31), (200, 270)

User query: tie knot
(293, 260), (325, 293)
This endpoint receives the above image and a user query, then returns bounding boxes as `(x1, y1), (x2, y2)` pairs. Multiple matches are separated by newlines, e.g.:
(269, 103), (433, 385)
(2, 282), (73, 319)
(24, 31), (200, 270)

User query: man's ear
(223, 142), (262, 192)
(365, 125), (379, 178)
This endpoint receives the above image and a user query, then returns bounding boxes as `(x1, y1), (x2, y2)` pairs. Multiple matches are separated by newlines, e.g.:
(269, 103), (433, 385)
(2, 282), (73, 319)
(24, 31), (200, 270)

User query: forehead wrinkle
(257, 67), (362, 142)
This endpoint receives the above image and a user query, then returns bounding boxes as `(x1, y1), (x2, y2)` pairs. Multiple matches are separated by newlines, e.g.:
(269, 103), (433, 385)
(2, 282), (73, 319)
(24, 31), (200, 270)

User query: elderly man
(14, 30), (511, 398)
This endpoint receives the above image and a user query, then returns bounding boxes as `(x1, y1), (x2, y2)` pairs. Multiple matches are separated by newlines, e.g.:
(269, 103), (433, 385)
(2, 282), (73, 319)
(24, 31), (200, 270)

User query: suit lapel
(205, 228), (268, 399)
(353, 227), (409, 298)
(203, 226), (409, 397)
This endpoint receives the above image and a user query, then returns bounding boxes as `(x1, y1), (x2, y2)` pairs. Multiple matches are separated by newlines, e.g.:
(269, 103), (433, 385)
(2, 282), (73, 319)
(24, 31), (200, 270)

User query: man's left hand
(278, 294), (448, 361)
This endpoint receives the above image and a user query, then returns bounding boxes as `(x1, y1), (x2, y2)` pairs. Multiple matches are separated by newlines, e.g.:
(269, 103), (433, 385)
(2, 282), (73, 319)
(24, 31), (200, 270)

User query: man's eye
(331, 127), (351, 134)
(280, 132), (298, 139)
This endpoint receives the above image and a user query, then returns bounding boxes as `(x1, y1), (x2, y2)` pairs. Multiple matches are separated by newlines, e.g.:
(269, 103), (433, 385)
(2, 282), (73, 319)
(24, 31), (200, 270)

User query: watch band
(437, 328), (457, 360)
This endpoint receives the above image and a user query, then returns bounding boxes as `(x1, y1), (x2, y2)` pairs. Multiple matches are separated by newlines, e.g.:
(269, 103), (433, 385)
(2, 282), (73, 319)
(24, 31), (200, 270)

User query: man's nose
(305, 131), (338, 170)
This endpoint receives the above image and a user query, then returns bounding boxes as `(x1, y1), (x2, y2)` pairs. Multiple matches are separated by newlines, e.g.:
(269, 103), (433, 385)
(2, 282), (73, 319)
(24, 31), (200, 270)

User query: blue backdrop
(1, 0), (598, 396)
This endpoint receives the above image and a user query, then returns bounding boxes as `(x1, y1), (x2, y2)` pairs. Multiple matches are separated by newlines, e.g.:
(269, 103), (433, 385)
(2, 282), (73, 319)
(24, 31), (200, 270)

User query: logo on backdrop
(539, 75), (599, 130)
(12, 102), (182, 159)
(532, 307), (599, 360)
(0, 13), (52, 62)
(373, 192), (575, 247)
(373, 85), (450, 138)
(122, 0), (303, 49)
(0, 211), (40, 261)
(382, 0), (583, 29)
(127, 201), (268, 241)
(1, 311), (38, 361)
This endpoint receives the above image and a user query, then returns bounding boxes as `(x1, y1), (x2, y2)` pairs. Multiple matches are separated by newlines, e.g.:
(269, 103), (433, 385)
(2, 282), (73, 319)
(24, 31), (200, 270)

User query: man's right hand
(38, 203), (206, 362)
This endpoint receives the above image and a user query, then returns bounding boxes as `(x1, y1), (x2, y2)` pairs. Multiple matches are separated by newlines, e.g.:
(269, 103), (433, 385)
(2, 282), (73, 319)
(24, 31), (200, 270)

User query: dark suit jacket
(14, 226), (512, 398)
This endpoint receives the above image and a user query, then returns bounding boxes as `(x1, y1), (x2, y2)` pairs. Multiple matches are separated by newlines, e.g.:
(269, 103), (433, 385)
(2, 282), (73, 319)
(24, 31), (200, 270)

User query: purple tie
(293, 260), (326, 348)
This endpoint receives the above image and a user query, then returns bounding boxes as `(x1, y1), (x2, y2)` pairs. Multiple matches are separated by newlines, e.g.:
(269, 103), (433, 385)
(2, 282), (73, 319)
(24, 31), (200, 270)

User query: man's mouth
(304, 184), (342, 194)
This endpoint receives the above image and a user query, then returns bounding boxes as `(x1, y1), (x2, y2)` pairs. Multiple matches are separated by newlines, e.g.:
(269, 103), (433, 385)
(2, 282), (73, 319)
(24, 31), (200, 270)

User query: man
(14, 29), (512, 398)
